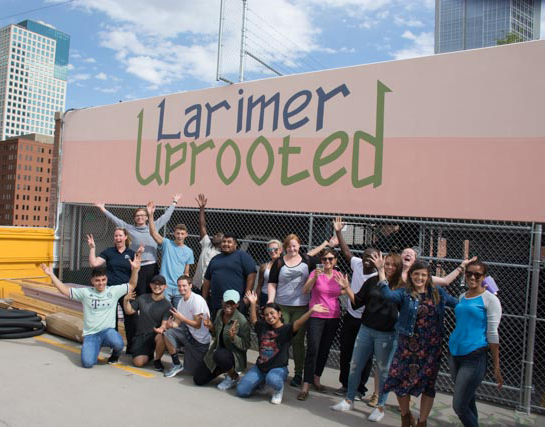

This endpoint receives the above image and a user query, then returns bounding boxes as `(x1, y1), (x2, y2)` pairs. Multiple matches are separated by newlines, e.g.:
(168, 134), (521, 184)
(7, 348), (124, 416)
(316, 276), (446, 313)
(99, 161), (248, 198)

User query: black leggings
(193, 348), (235, 386)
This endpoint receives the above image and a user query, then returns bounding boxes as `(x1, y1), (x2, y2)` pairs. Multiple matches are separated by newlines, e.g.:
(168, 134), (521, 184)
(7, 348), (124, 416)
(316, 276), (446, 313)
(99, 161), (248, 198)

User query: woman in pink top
(297, 248), (344, 400)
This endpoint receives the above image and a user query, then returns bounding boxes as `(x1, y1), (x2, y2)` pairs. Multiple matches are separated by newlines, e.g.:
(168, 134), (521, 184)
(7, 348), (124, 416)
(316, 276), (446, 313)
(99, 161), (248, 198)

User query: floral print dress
(384, 294), (443, 397)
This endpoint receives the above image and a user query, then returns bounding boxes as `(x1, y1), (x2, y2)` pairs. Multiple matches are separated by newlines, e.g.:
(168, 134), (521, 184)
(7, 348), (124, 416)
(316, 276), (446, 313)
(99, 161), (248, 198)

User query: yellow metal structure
(0, 227), (54, 298)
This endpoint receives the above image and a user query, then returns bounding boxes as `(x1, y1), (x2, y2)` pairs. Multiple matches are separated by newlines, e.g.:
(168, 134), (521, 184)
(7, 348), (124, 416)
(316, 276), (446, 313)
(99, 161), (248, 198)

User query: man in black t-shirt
(123, 274), (171, 370)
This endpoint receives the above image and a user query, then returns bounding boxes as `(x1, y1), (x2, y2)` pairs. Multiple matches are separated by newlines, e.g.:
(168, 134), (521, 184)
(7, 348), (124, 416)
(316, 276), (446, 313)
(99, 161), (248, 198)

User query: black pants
(116, 296), (137, 353)
(339, 312), (373, 393)
(303, 317), (340, 384)
(193, 348), (235, 386)
(137, 263), (159, 295)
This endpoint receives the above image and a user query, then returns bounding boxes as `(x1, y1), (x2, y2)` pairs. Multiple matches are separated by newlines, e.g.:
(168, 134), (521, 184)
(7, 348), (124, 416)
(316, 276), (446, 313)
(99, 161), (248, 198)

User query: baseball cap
(223, 289), (240, 304)
(150, 274), (166, 285)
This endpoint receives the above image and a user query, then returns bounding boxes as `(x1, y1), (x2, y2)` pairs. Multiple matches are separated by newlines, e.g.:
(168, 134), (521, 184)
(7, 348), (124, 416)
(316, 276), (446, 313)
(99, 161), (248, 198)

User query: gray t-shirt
(268, 256), (316, 306)
(130, 294), (171, 335)
(102, 204), (175, 264)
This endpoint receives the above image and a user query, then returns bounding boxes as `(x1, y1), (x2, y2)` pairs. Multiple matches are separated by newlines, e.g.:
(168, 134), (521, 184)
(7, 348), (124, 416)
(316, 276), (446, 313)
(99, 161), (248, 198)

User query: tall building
(435, 0), (541, 53)
(0, 20), (69, 140)
(0, 133), (53, 227)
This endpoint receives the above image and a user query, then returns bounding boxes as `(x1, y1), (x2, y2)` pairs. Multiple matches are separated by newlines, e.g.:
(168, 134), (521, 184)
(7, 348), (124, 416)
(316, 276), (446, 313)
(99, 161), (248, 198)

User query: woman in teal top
(448, 259), (503, 427)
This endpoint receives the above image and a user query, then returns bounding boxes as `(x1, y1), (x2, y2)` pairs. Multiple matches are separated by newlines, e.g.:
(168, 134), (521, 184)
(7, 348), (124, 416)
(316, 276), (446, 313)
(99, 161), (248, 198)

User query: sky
(1, 0), (544, 110)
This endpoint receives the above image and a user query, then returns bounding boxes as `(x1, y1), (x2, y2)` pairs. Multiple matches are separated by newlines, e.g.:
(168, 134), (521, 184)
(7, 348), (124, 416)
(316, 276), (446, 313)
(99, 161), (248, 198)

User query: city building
(435, 0), (541, 53)
(0, 20), (69, 140)
(0, 133), (53, 227)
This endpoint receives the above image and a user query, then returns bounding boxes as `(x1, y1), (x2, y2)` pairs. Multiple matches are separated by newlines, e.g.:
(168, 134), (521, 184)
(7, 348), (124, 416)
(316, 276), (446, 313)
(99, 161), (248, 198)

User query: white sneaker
(270, 386), (284, 404)
(368, 407), (385, 422)
(217, 376), (238, 391)
(330, 399), (354, 411)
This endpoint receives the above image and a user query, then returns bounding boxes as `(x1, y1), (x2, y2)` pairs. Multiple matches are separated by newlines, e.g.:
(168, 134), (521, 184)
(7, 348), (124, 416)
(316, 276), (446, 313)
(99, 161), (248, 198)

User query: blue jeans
(236, 365), (288, 397)
(164, 289), (181, 309)
(347, 324), (396, 402)
(450, 347), (488, 427)
(81, 328), (124, 368)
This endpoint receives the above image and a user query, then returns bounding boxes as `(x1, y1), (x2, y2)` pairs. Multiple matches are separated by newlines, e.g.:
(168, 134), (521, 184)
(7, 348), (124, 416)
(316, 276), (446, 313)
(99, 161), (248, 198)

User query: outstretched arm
(128, 248), (143, 292)
(154, 194), (181, 230)
(94, 202), (127, 228)
(40, 264), (70, 298)
(195, 193), (208, 239)
(245, 291), (258, 326)
(293, 304), (329, 332)
(146, 202), (163, 245)
(333, 217), (353, 263)
(433, 256), (477, 286)
(87, 234), (106, 268)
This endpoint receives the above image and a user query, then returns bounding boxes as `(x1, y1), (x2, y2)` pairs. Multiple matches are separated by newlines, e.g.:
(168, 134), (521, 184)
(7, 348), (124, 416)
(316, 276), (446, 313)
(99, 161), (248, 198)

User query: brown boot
(401, 412), (416, 427)
(415, 419), (427, 427)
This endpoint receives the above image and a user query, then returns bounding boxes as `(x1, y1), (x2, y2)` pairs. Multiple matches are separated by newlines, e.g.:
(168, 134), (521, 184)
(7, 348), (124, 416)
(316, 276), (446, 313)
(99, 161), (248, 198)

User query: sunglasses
(267, 247), (280, 252)
(321, 256), (336, 261)
(465, 271), (485, 279)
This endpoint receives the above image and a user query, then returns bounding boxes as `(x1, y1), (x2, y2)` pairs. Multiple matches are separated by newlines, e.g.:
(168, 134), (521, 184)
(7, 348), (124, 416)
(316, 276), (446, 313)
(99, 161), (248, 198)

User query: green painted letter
(216, 139), (241, 185)
(278, 135), (310, 186)
(246, 136), (274, 185)
(313, 131), (348, 186)
(135, 109), (163, 185)
(190, 139), (215, 185)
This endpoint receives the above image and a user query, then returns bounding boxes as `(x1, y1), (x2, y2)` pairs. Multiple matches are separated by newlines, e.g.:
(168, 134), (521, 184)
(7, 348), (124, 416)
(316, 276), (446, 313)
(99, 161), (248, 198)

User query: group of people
(39, 199), (503, 427)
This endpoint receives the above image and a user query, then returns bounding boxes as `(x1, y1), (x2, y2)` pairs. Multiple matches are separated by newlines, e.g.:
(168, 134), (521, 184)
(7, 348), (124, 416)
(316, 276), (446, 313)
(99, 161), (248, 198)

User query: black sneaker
(289, 374), (302, 387)
(108, 353), (120, 364)
(153, 359), (165, 372)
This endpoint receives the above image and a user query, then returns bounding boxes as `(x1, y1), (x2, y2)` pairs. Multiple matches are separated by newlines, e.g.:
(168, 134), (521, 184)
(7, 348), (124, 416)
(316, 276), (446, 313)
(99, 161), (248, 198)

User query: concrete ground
(0, 333), (541, 427)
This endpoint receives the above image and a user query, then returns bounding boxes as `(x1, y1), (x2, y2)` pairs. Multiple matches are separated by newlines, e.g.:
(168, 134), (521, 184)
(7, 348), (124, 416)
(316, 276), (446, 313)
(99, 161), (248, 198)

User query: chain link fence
(57, 202), (543, 414)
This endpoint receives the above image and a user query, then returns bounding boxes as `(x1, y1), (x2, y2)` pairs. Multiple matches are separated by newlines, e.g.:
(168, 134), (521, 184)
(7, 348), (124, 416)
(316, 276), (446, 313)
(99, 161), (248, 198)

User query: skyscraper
(435, 0), (541, 54)
(0, 20), (70, 140)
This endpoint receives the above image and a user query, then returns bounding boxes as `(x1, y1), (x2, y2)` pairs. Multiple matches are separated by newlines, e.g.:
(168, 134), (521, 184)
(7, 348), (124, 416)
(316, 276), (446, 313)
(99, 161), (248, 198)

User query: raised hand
(146, 201), (155, 216)
(245, 290), (258, 305)
(86, 234), (95, 249)
(328, 235), (339, 247)
(370, 251), (385, 270)
(172, 193), (182, 204)
(94, 202), (106, 212)
(461, 256), (478, 269)
(136, 243), (144, 256)
(333, 216), (344, 232)
(129, 252), (142, 270)
(335, 273), (350, 289)
(195, 193), (207, 208)
(229, 319), (239, 339)
(40, 263), (53, 277)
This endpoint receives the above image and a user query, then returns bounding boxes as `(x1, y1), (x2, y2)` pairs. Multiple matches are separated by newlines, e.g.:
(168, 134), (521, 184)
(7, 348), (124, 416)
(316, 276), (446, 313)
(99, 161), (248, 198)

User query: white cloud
(69, 73), (91, 82)
(394, 15), (424, 27)
(36, 20), (56, 29)
(84, 57), (97, 63)
(391, 31), (434, 59)
(94, 86), (120, 93)
(95, 72), (107, 80)
(67, 63), (75, 70)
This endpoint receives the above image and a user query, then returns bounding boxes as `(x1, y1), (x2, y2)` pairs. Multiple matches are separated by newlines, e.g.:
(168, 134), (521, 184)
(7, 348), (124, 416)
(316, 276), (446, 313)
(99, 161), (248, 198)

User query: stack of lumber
(4, 278), (126, 342)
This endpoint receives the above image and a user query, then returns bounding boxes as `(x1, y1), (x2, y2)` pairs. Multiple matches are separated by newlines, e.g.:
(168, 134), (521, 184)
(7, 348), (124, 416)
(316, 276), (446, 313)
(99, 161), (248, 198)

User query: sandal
(297, 390), (309, 401)
(313, 384), (327, 393)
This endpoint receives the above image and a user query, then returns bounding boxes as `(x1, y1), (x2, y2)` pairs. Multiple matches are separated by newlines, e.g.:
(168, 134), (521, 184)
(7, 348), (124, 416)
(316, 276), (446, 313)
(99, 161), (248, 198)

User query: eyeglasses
(267, 248), (280, 252)
(321, 256), (336, 261)
(465, 271), (485, 279)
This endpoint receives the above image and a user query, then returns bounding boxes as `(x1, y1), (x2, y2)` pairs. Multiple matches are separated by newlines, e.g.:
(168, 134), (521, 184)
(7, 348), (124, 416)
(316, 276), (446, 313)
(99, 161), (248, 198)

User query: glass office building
(435, 0), (541, 53)
(0, 20), (70, 140)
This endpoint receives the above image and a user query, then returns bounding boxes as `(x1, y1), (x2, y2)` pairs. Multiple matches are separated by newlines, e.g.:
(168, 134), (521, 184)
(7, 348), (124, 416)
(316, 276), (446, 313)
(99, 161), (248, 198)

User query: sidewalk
(0, 333), (541, 427)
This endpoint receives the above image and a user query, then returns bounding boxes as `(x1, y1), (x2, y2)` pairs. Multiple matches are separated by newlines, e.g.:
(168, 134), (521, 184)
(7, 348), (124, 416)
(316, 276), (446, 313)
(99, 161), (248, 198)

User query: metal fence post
(307, 213), (314, 251)
(520, 223), (542, 413)
(58, 202), (66, 280)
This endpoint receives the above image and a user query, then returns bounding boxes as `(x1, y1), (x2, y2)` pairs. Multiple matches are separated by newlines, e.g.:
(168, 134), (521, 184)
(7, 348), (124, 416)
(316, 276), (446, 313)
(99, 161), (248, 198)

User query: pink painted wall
(60, 40), (545, 222)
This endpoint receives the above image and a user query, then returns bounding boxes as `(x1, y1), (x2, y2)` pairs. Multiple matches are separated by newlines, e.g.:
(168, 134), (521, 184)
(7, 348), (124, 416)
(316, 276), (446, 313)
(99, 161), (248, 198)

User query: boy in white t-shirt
(158, 275), (211, 377)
